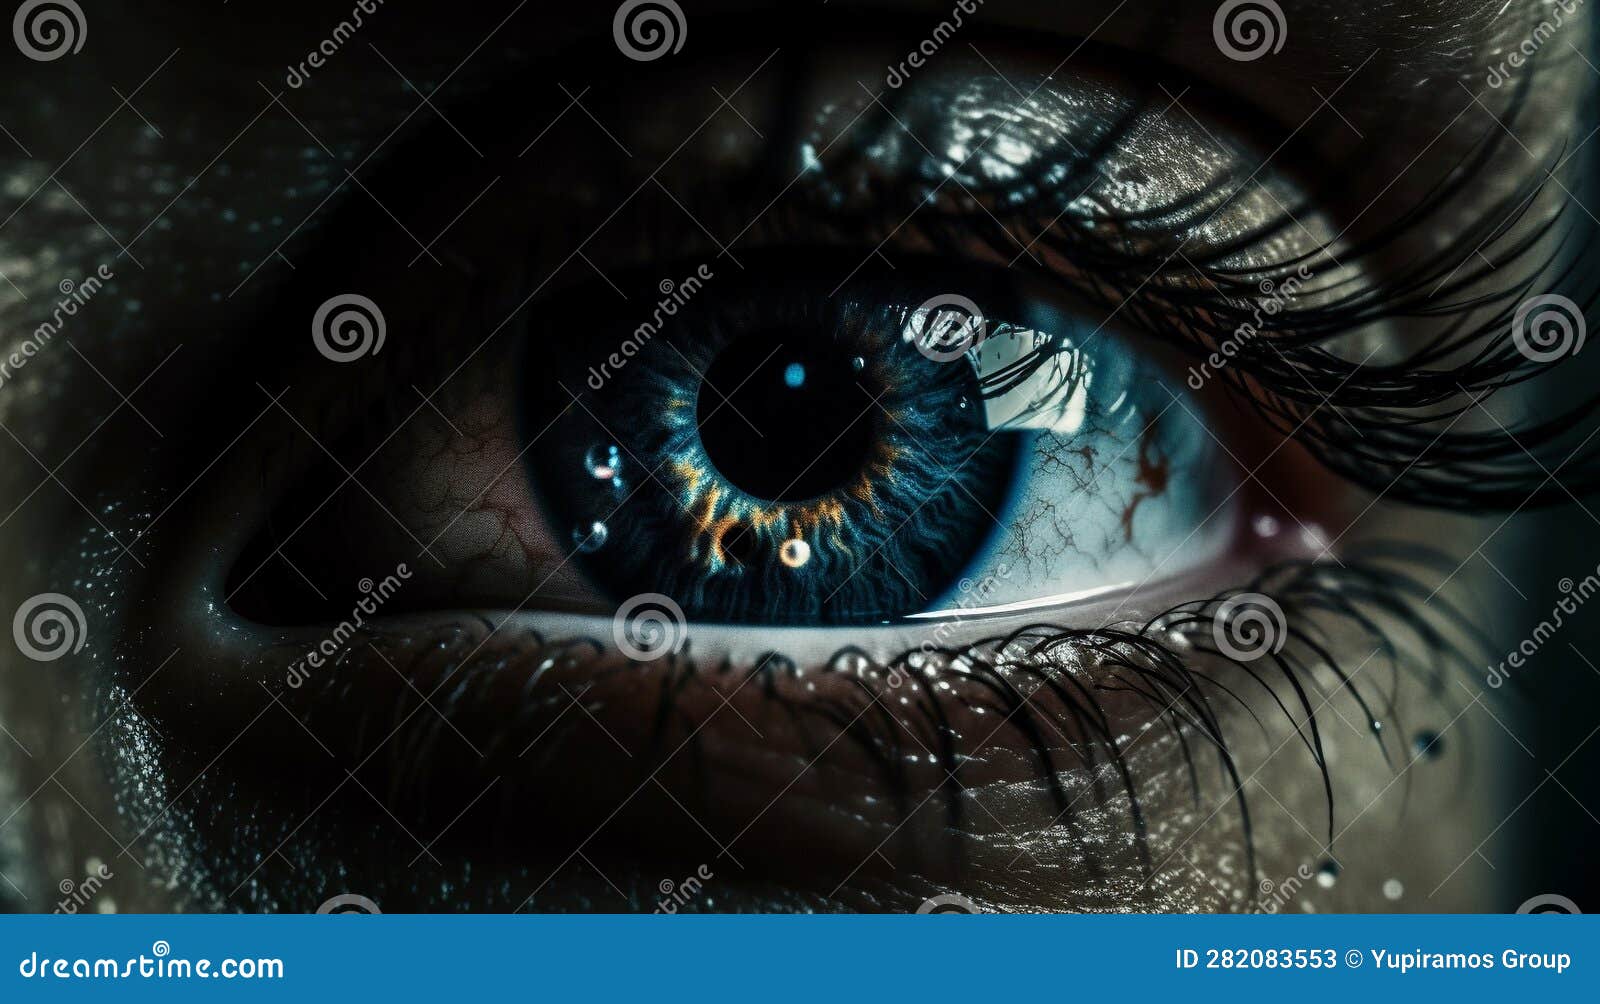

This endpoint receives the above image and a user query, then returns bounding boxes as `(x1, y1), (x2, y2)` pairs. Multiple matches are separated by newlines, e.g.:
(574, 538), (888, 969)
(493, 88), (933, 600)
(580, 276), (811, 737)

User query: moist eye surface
(520, 263), (1233, 624)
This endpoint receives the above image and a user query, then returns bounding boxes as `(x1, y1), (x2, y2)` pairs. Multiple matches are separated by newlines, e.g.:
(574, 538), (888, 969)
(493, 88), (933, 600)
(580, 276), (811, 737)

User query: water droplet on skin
(572, 521), (608, 553)
(1316, 861), (1340, 888)
(1382, 879), (1404, 901)
(850, 356), (865, 373)
(1413, 731), (1443, 758)
(833, 652), (869, 676)
(1301, 523), (1330, 552)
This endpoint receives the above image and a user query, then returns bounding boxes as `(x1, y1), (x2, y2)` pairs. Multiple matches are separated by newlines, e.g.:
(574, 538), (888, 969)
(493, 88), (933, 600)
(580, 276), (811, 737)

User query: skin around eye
(181, 35), (1401, 912)
(230, 48), (1344, 626)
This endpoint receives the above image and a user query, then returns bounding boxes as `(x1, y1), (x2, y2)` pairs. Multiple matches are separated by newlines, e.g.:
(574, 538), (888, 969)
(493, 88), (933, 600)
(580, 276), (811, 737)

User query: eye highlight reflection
(521, 263), (1233, 624)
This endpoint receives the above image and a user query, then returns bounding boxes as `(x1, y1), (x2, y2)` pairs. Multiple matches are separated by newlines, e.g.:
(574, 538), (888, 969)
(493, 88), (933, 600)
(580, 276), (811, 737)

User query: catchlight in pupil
(695, 333), (877, 503)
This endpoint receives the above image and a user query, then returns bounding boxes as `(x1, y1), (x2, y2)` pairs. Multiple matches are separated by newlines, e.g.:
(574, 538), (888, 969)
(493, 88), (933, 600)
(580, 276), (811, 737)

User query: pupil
(696, 333), (876, 502)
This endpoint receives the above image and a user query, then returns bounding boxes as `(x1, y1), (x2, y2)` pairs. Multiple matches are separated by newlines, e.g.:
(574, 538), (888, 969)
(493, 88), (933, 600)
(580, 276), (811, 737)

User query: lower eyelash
(263, 549), (1484, 897)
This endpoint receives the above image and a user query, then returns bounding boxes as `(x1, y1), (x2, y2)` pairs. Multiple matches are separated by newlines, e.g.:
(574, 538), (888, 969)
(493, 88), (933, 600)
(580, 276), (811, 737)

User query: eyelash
(277, 548), (1478, 895)
(666, 61), (1599, 510)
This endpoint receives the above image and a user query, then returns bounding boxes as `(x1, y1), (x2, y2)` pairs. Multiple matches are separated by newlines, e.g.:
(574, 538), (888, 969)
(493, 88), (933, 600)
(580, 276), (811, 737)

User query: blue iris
(523, 271), (1018, 624)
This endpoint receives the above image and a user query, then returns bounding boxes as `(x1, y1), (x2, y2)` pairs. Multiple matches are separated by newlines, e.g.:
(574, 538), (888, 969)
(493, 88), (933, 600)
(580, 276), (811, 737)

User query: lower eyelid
(222, 612), (1169, 881)
(124, 513), (1479, 911)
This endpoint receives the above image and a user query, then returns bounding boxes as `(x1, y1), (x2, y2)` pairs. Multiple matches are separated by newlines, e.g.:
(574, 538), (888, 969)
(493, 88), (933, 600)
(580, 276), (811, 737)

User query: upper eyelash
(690, 49), (1600, 511)
(225, 18), (1598, 519)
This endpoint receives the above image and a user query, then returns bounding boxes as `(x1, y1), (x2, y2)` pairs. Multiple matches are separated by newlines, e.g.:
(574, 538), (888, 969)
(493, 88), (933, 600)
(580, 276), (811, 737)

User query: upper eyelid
(211, 23), (1597, 518)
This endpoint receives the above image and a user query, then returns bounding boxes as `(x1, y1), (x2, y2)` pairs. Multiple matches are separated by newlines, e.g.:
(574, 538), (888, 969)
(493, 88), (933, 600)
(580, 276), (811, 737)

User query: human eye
(6, 1), (1597, 915)
(277, 264), (1236, 626)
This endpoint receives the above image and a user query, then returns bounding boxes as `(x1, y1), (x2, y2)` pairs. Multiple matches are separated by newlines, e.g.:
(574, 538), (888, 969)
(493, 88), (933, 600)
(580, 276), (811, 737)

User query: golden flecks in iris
(848, 438), (902, 519)
(694, 485), (724, 530)
(671, 457), (705, 498)
(704, 497), (744, 565)
(662, 435), (920, 572)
